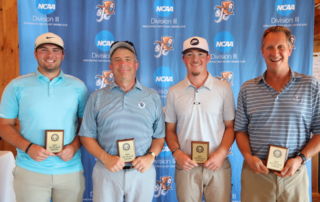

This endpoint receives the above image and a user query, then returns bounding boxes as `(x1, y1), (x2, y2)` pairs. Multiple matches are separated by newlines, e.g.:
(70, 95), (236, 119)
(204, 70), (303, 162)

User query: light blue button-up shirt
(79, 80), (165, 158)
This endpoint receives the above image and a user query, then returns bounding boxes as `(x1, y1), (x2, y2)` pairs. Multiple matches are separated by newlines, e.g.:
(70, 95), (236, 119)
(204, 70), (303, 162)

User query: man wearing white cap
(0, 32), (87, 202)
(165, 36), (235, 202)
(79, 41), (165, 202)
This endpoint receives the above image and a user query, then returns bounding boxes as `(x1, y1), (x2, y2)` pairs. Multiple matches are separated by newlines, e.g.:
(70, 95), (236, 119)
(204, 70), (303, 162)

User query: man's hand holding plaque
(191, 141), (209, 164)
(45, 130), (64, 153)
(117, 138), (136, 162)
(266, 145), (288, 172)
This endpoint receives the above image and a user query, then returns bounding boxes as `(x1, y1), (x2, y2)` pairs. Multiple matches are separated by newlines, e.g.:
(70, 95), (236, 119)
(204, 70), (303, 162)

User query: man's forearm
(0, 121), (30, 151)
(235, 131), (253, 159)
(68, 135), (81, 151)
(165, 123), (180, 152)
(148, 138), (165, 156)
(80, 136), (110, 162)
(301, 134), (320, 159)
(216, 123), (235, 155)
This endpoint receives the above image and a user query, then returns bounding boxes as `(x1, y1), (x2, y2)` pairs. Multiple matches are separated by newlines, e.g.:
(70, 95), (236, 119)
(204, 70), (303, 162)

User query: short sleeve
(152, 93), (165, 139)
(77, 82), (88, 118)
(223, 82), (235, 121)
(234, 86), (249, 132)
(164, 89), (176, 123)
(79, 92), (98, 138)
(0, 81), (19, 119)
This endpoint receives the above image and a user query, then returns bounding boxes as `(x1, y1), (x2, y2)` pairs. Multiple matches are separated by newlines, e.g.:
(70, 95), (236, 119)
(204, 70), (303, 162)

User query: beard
(191, 71), (200, 76)
(38, 60), (62, 72)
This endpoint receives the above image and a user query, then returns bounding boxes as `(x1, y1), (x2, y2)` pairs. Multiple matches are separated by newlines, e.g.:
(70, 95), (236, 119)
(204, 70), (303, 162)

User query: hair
(261, 26), (294, 48)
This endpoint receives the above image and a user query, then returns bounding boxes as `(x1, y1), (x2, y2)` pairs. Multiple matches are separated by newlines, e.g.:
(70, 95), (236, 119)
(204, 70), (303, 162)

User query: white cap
(34, 32), (64, 49)
(109, 41), (136, 57)
(182, 36), (209, 54)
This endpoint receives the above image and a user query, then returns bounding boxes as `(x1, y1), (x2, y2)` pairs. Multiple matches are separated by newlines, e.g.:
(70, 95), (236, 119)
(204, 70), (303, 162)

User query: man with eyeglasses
(165, 36), (235, 202)
(79, 41), (165, 202)
(0, 32), (87, 202)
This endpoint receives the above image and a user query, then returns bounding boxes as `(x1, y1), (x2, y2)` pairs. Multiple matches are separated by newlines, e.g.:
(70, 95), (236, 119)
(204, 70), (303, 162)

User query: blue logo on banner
(214, 31), (234, 53)
(153, 66), (174, 88)
(275, 0), (296, 16)
(35, 0), (56, 14)
(95, 30), (115, 52)
(153, 0), (174, 17)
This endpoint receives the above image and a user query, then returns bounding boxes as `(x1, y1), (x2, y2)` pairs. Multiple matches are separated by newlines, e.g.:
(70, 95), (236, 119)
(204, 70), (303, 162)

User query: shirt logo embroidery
(138, 101), (145, 109)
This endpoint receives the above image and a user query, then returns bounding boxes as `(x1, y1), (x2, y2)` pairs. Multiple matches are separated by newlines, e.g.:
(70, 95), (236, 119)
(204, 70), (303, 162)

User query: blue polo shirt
(79, 80), (165, 158)
(235, 71), (320, 159)
(0, 70), (88, 174)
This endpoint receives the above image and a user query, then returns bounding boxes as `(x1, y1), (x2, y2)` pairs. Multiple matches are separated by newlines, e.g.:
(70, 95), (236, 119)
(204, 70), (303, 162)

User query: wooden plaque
(45, 130), (64, 153)
(117, 138), (136, 162)
(191, 141), (209, 164)
(266, 145), (288, 171)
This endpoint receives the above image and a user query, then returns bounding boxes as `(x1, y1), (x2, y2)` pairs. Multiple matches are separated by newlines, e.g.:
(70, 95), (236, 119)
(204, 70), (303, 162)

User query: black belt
(123, 165), (134, 170)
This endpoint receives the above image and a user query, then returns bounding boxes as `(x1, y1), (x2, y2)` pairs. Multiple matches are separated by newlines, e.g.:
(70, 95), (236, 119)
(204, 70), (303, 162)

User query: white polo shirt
(165, 73), (235, 155)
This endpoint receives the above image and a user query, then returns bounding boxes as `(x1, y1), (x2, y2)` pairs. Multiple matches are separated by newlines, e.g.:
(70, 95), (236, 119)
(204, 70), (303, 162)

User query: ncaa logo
(213, 31), (234, 53)
(153, 0), (174, 17)
(35, 0), (56, 15)
(275, 0), (296, 16)
(95, 30), (115, 52)
(153, 66), (174, 88)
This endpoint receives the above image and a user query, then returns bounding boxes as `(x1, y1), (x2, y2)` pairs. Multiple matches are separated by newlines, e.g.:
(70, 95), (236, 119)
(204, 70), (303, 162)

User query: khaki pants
(241, 162), (309, 202)
(175, 159), (231, 202)
(13, 166), (85, 202)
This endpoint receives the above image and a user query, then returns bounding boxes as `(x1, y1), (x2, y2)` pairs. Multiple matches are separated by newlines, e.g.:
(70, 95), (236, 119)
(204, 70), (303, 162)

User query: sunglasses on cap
(110, 41), (135, 48)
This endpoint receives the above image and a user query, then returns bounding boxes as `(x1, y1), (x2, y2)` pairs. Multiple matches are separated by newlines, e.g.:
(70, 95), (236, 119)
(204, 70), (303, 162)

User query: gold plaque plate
(191, 141), (209, 164)
(45, 130), (64, 153)
(117, 138), (136, 162)
(266, 145), (288, 171)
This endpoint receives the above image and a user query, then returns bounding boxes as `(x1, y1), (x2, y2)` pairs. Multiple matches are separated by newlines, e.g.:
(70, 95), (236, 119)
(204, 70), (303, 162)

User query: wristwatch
(171, 147), (180, 155)
(148, 151), (156, 158)
(296, 152), (307, 165)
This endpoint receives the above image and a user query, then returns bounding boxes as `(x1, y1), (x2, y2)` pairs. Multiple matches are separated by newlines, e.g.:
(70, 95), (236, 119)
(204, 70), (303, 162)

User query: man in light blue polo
(235, 26), (320, 202)
(79, 41), (165, 202)
(0, 32), (87, 202)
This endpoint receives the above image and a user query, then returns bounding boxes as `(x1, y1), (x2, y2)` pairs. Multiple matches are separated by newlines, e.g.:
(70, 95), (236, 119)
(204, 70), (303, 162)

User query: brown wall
(313, 1), (320, 199)
(315, 0), (320, 52)
(0, 0), (19, 154)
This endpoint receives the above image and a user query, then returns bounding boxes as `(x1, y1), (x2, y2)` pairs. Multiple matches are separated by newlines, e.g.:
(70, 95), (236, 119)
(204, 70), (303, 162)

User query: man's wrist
(296, 152), (306, 165)
(171, 147), (180, 155)
(147, 151), (156, 159)
(243, 153), (253, 161)
(25, 142), (33, 154)
(99, 152), (110, 164)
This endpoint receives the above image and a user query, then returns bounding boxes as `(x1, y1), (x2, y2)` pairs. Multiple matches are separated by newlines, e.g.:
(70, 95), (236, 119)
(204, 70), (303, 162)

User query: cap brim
(110, 42), (136, 57)
(182, 48), (209, 54)
(35, 43), (64, 49)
